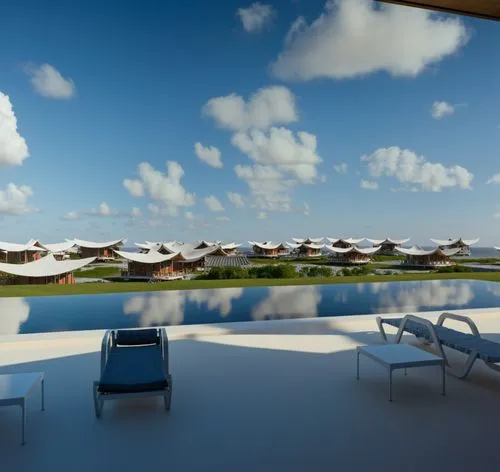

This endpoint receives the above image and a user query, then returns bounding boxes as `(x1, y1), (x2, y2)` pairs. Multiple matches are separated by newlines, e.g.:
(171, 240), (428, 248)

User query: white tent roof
(0, 239), (48, 253)
(286, 242), (324, 250)
(495, 247), (500, 251)
(396, 247), (461, 257)
(366, 238), (410, 246)
(430, 238), (479, 246)
(44, 241), (77, 253)
(72, 238), (125, 249)
(249, 241), (286, 250)
(179, 245), (227, 262)
(326, 238), (364, 245)
(324, 246), (380, 255)
(221, 243), (242, 250)
(0, 254), (95, 277)
(115, 250), (178, 264)
(292, 237), (324, 244)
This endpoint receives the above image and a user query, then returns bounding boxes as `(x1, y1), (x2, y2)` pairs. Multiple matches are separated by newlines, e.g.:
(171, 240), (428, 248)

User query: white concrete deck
(1, 309), (500, 471)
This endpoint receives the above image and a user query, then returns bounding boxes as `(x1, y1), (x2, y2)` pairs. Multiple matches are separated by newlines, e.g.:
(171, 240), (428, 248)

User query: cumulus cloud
(334, 163), (348, 173)
(0, 92), (29, 167)
(124, 161), (195, 216)
(431, 101), (455, 119)
(487, 173), (500, 185)
(25, 64), (76, 99)
(0, 183), (35, 215)
(360, 179), (378, 190)
(204, 195), (225, 212)
(270, 0), (467, 81)
(303, 202), (310, 216)
(203, 86), (297, 132)
(257, 211), (268, 220)
(361, 146), (473, 192)
(184, 211), (195, 220)
(237, 2), (275, 33)
(232, 127), (322, 183)
(61, 211), (80, 221)
(227, 191), (245, 208)
(131, 207), (142, 217)
(194, 142), (223, 168)
(216, 216), (231, 221)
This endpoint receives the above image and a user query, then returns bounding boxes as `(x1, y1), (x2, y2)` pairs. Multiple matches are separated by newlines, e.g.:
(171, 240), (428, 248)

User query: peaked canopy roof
(0, 239), (47, 253)
(292, 237), (324, 244)
(0, 254), (95, 277)
(115, 250), (178, 264)
(396, 247), (461, 257)
(249, 241), (286, 250)
(221, 242), (242, 250)
(326, 238), (364, 245)
(430, 238), (479, 246)
(494, 247), (500, 251)
(286, 242), (324, 250)
(71, 238), (125, 249)
(324, 246), (380, 255)
(44, 241), (77, 253)
(179, 245), (227, 262)
(366, 238), (410, 245)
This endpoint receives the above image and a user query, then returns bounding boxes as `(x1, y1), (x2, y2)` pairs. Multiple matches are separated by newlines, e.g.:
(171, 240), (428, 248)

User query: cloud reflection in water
(0, 298), (30, 335)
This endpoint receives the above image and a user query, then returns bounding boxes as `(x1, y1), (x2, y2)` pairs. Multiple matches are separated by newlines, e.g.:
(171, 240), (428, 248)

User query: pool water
(1, 280), (499, 335)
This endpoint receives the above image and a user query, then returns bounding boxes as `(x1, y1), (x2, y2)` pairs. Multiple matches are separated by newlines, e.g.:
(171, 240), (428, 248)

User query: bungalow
(326, 238), (364, 249)
(291, 237), (324, 244)
(176, 245), (229, 272)
(286, 242), (323, 257)
(194, 240), (219, 250)
(44, 241), (77, 260)
(0, 239), (48, 264)
(220, 243), (242, 255)
(366, 238), (410, 256)
(396, 246), (460, 268)
(430, 238), (479, 257)
(72, 238), (125, 260)
(115, 250), (179, 279)
(249, 241), (288, 258)
(0, 254), (95, 285)
(324, 246), (380, 264)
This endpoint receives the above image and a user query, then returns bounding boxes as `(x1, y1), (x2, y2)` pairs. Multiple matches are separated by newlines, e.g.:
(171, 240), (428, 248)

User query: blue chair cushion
(115, 328), (159, 346)
(98, 345), (168, 393)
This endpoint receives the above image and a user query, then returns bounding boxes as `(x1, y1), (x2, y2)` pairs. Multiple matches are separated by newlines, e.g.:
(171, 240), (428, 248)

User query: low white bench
(357, 344), (445, 401)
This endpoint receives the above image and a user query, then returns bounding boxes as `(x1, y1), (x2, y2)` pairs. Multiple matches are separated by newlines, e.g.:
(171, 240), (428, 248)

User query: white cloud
(204, 195), (225, 212)
(0, 92), (29, 167)
(194, 142), (223, 168)
(360, 179), (378, 190)
(487, 173), (500, 185)
(227, 191), (245, 208)
(124, 161), (195, 216)
(303, 202), (310, 216)
(257, 211), (268, 220)
(123, 179), (144, 197)
(334, 163), (348, 173)
(361, 146), (473, 192)
(216, 216), (231, 221)
(184, 211), (195, 220)
(131, 207), (142, 217)
(0, 183), (35, 215)
(431, 101), (455, 119)
(61, 210), (80, 221)
(232, 127), (322, 183)
(270, 0), (467, 81)
(203, 86), (297, 132)
(25, 64), (76, 99)
(237, 2), (275, 33)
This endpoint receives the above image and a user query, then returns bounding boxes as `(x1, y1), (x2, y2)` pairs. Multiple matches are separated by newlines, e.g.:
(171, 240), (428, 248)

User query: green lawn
(0, 272), (498, 297)
(73, 266), (121, 278)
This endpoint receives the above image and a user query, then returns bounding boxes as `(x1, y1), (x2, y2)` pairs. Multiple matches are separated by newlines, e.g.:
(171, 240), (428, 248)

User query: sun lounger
(93, 328), (172, 418)
(376, 313), (500, 379)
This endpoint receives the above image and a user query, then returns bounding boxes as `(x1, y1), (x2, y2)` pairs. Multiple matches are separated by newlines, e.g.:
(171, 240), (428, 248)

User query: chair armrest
(100, 330), (113, 376)
(436, 312), (480, 336)
(160, 328), (170, 376)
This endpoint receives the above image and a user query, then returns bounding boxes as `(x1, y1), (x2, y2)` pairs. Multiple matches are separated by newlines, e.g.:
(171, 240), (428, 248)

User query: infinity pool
(1, 280), (499, 335)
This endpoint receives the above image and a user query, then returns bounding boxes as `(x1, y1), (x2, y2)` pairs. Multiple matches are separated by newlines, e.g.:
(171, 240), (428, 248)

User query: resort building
(396, 246), (460, 268)
(286, 242), (324, 257)
(326, 238), (364, 249)
(292, 237), (324, 244)
(0, 254), (95, 285)
(44, 241), (77, 260)
(205, 255), (249, 268)
(176, 245), (229, 272)
(194, 240), (219, 250)
(72, 238), (125, 260)
(220, 243), (242, 255)
(430, 238), (479, 256)
(366, 238), (410, 256)
(0, 239), (48, 264)
(249, 241), (288, 258)
(115, 250), (180, 280)
(135, 241), (162, 253)
(324, 246), (380, 264)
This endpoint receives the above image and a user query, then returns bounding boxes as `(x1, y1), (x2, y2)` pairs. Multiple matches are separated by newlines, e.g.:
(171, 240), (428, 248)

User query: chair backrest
(115, 328), (160, 346)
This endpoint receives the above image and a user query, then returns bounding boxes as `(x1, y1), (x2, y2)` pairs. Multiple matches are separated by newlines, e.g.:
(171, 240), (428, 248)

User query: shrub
(436, 265), (473, 273)
(248, 263), (297, 279)
(200, 266), (248, 280)
(337, 265), (373, 277)
(300, 266), (332, 277)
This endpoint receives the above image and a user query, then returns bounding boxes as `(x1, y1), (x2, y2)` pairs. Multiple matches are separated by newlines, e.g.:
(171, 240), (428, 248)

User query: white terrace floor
(1, 309), (500, 472)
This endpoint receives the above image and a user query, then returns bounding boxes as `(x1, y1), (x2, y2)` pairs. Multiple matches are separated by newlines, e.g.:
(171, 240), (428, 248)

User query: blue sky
(0, 0), (499, 245)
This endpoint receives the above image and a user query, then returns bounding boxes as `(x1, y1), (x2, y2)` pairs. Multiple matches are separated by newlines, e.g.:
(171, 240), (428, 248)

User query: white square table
(0, 372), (45, 445)
(356, 344), (445, 401)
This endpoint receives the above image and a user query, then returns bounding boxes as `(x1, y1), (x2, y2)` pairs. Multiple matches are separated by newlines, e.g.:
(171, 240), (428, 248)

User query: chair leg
(93, 382), (103, 418)
(447, 353), (477, 379)
(164, 376), (173, 411)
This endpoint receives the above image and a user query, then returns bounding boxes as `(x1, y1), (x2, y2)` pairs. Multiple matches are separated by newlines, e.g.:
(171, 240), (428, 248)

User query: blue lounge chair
(93, 328), (172, 417)
(376, 313), (500, 379)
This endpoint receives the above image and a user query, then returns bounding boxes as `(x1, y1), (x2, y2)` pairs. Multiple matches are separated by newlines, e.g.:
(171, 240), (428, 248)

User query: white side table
(0, 372), (45, 445)
(357, 344), (445, 401)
